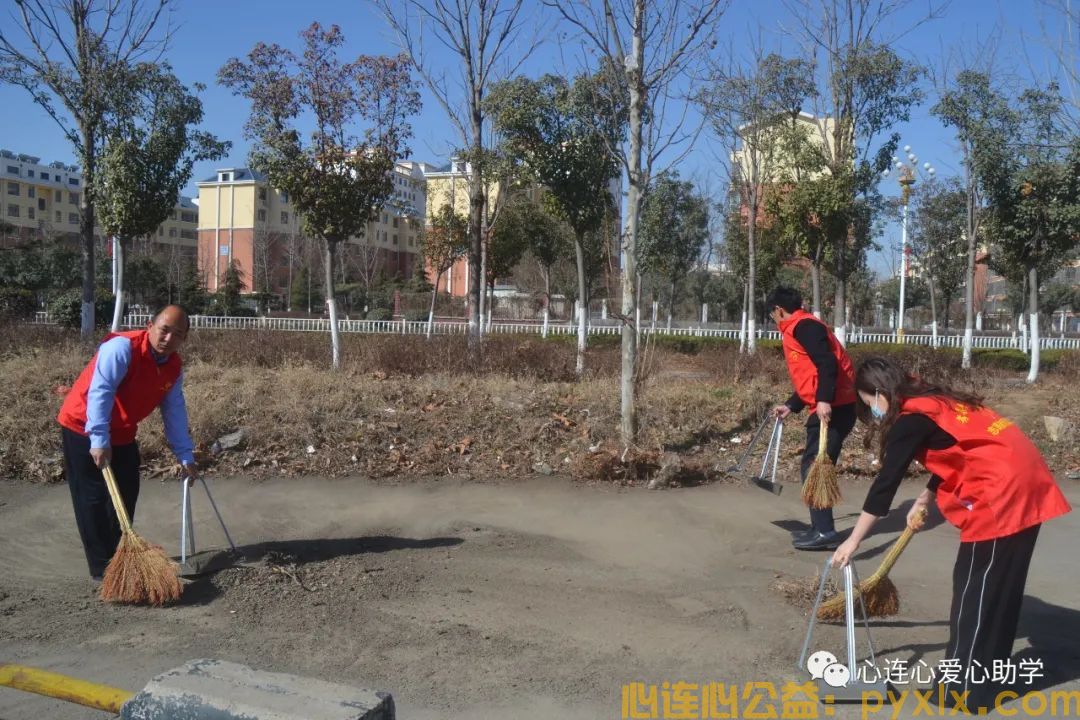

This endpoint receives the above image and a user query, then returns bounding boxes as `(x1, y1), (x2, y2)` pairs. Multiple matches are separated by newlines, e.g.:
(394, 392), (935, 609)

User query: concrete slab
(120, 659), (394, 720)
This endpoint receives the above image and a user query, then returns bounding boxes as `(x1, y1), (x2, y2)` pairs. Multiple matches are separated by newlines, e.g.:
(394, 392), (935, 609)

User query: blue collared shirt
(85, 336), (196, 465)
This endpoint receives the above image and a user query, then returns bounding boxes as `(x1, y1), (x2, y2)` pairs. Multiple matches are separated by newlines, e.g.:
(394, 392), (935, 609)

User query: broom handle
(868, 507), (929, 581)
(817, 416), (829, 458)
(101, 465), (134, 535)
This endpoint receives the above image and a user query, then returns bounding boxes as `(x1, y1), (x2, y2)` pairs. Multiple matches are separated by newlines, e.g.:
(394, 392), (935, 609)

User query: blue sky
(0, 0), (1070, 276)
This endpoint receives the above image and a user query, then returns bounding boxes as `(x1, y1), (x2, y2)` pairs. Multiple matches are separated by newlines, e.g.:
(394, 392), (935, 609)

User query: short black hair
(765, 287), (803, 314)
(151, 304), (191, 332)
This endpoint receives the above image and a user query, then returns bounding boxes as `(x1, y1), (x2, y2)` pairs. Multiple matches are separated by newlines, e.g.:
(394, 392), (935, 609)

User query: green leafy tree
(487, 72), (622, 376)
(908, 177), (969, 340)
(174, 260), (208, 314)
(95, 62), (227, 330)
(703, 52), (816, 349)
(933, 70), (1017, 368)
(639, 173), (710, 329)
(125, 254), (169, 308)
(220, 23), (420, 368)
(982, 85), (1080, 381)
(1, 0), (174, 338)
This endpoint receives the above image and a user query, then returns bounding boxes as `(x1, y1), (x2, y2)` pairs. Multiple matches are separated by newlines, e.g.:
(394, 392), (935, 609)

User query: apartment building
(0, 149), (198, 266)
(196, 161), (426, 296)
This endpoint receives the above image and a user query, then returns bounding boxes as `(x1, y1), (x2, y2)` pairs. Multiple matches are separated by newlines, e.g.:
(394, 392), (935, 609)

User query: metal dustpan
(720, 413), (784, 495)
(177, 474), (243, 577)
(800, 559), (894, 705)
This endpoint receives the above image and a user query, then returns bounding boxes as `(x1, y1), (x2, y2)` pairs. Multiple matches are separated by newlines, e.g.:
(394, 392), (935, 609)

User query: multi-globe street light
(882, 145), (935, 341)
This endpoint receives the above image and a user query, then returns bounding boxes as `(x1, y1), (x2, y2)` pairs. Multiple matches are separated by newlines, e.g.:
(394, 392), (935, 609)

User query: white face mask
(870, 390), (886, 422)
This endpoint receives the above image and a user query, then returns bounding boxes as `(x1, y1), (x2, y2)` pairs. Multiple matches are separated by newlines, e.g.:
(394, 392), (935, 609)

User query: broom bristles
(802, 457), (842, 510)
(100, 530), (182, 606)
(816, 574), (900, 620)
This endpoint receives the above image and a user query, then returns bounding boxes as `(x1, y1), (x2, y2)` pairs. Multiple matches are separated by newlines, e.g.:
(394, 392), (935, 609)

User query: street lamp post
(883, 146), (934, 343)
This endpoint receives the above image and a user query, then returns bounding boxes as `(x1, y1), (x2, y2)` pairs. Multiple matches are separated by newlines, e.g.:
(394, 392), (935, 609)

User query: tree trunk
(928, 274), (938, 348)
(620, 2), (646, 445)
(961, 153), (977, 370)
(746, 194), (757, 354)
(110, 237), (125, 333)
(1027, 266), (1040, 383)
(324, 239), (341, 369)
(739, 281), (748, 353)
(79, 122), (97, 339)
(427, 273), (439, 340)
(479, 233), (487, 335)
(574, 232), (588, 378)
(833, 234), (846, 346)
(542, 267), (550, 338)
(666, 278), (675, 330)
(467, 126), (483, 341)
(811, 253), (822, 318)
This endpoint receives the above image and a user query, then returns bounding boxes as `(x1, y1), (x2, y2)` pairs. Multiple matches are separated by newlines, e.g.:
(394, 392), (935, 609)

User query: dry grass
(1, 324), (1076, 485)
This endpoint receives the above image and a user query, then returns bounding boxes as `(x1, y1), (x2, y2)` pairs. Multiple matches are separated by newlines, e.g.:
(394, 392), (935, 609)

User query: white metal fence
(29, 311), (1080, 350)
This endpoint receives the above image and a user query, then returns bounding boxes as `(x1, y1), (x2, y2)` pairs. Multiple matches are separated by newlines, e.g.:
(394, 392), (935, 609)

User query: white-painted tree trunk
(110, 237), (124, 334)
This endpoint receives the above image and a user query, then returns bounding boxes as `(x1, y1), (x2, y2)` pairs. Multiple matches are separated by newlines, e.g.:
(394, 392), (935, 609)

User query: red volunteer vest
(57, 330), (183, 446)
(778, 310), (856, 408)
(901, 396), (1070, 542)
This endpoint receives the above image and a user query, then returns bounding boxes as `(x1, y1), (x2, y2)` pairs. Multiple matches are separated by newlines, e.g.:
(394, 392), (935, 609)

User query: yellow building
(730, 112), (837, 185)
(0, 149), (198, 266)
(196, 162), (425, 296)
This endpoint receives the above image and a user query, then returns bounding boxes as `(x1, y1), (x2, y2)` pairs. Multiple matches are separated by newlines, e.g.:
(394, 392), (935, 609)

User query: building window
(180, 229), (197, 240)
(68, 178), (79, 186)
(7, 182), (19, 196)
(69, 212), (79, 225)
(55, 211), (62, 223)
(408, 236), (414, 247)
(181, 211), (196, 223)
(392, 216), (399, 228)
(54, 174), (61, 182)
(54, 190), (62, 202)
(38, 198), (45, 211)
(281, 211), (289, 224)
(6, 165), (18, 174)
(28, 207), (35, 220)
(257, 208), (266, 222)
(27, 186), (35, 198)
(219, 171), (232, 182)
(8, 204), (19, 217)
(392, 234), (398, 245)
(69, 192), (79, 205)
(382, 213), (388, 224)
(281, 192), (289, 203)
(259, 187), (267, 202)
(169, 227), (177, 238)
(27, 170), (34, 178)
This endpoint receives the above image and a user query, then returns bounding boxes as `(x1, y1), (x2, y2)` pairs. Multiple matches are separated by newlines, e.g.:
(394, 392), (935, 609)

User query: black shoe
(793, 531), (842, 551)
(790, 528), (817, 542)
(90, 574), (103, 582)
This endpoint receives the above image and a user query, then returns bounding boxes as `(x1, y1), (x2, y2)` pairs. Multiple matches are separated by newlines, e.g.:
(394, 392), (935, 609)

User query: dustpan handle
(102, 465), (133, 534)
(798, 556), (833, 670)
(759, 419), (780, 480)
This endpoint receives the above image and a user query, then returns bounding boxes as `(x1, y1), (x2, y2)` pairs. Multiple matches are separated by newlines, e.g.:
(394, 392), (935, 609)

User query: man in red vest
(57, 305), (197, 581)
(767, 287), (857, 550)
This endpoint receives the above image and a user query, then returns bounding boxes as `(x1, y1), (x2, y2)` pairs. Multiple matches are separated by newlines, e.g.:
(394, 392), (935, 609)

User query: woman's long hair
(855, 356), (985, 459)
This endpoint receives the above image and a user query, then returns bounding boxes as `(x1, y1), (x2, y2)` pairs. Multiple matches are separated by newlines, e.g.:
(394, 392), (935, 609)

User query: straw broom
(817, 507), (928, 621)
(99, 466), (182, 606)
(802, 417), (841, 510)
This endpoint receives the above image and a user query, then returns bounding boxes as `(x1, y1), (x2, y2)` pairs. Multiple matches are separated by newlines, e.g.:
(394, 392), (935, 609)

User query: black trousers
(799, 403), (856, 534)
(60, 427), (141, 578)
(945, 524), (1040, 709)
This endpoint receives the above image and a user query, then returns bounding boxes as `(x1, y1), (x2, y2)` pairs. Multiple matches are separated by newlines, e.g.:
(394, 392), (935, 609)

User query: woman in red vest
(832, 356), (1070, 709)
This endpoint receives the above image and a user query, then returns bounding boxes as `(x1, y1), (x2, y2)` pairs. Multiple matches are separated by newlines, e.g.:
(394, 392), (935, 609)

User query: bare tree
(545, 0), (727, 444)
(1, 0), (175, 337)
(373, 0), (540, 341)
